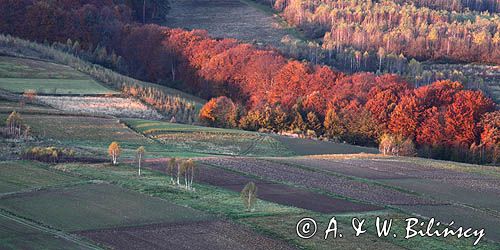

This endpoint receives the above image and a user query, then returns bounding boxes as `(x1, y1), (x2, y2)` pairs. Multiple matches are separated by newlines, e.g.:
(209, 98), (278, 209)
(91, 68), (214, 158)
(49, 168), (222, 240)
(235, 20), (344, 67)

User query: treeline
(0, 0), (498, 164)
(394, 0), (500, 13)
(257, 0), (499, 64)
(172, 29), (497, 164)
(277, 38), (495, 96)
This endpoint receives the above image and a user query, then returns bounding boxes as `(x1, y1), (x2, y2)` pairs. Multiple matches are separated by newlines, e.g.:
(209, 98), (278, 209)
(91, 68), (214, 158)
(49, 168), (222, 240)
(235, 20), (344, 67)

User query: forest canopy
(0, 0), (497, 164)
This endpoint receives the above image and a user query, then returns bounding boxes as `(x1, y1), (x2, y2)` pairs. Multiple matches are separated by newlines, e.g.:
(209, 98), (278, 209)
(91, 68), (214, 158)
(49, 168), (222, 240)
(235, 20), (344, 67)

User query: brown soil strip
(78, 220), (296, 250)
(146, 161), (382, 213)
(200, 157), (441, 206)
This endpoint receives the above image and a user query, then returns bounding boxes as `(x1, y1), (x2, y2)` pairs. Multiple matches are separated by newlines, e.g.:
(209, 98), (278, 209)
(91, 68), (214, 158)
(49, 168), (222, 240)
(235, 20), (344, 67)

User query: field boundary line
(265, 158), (427, 196)
(0, 180), (103, 200)
(0, 209), (102, 249)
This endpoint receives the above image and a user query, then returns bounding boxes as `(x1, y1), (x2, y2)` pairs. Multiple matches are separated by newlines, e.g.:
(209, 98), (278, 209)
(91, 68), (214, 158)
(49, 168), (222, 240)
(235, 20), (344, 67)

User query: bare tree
(181, 161), (189, 189)
(182, 159), (196, 190)
(6, 111), (24, 138)
(167, 157), (177, 184)
(189, 160), (196, 189)
(177, 159), (181, 185)
(241, 182), (257, 212)
(136, 146), (145, 176)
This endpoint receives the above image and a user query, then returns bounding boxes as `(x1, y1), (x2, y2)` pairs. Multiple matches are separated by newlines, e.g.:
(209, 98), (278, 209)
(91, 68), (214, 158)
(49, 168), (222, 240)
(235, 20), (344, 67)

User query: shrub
(22, 146), (76, 163)
(199, 96), (238, 128)
(379, 134), (416, 156)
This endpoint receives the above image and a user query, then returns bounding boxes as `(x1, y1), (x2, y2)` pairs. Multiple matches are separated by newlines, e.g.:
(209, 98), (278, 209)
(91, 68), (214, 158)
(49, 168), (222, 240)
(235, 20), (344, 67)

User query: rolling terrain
(0, 43), (499, 249)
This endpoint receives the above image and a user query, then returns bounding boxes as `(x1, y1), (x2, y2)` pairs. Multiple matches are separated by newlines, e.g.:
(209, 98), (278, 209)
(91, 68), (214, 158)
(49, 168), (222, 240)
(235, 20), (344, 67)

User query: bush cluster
(22, 146), (76, 163)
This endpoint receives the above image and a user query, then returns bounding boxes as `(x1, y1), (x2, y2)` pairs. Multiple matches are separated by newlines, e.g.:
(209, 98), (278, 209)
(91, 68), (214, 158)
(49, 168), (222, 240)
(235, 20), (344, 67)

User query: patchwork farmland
(0, 46), (499, 249)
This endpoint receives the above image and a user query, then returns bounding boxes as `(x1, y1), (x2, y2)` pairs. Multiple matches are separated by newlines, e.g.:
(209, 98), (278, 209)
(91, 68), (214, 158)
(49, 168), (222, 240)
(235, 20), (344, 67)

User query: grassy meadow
(0, 56), (116, 95)
(0, 78), (114, 95)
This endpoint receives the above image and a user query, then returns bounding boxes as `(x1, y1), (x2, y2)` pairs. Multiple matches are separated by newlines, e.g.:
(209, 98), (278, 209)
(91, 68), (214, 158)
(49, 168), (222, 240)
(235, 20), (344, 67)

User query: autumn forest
(0, 0), (498, 164)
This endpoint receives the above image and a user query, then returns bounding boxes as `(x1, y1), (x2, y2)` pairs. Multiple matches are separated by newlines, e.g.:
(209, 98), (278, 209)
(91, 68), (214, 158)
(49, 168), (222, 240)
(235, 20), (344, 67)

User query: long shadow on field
(146, 160), (382, 213)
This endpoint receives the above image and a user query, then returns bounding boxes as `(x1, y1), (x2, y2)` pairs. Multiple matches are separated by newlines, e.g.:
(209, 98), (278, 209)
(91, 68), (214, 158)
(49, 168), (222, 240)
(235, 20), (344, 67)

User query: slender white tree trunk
(190, 167), (194, 189)
(176, 165), (180, 185)
(138, 155), (142, 176)
(248, 193), (252, 211)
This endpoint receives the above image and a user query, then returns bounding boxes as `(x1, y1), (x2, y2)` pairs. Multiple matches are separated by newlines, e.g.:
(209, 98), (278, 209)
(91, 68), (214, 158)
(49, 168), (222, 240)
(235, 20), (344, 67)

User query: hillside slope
(0, 35), (205, 123)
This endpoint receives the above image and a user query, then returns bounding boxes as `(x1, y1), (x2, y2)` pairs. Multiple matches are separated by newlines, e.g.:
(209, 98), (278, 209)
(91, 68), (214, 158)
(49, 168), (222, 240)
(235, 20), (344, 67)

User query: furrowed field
(125, 119), (294, 157)
(0, 162), (296, 249)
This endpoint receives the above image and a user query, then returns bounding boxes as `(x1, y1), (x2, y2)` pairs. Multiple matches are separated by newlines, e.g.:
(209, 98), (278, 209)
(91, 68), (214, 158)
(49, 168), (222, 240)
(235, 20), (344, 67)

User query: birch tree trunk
(177, 165), (180, 185)
(138, 155), (142, 176)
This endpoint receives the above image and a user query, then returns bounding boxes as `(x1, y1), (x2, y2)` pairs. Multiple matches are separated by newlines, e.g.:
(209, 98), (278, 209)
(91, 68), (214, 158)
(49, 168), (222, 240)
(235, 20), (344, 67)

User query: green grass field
(0, 183), (211, 231)
(0, 56), (89, 79)
(0, 161), (81, 194)
(17, 114), (213, 158)
(53, 162), (500, 249)
(0, 78), (116, 95)
(0, 56), (116, 95)
(0, 214), (96, 250)
(273, 136), (378, 155)
(0, 100), (57, 115)
(54, 163), (302, 219)
(125, 119), (294, 157)
(128, 119), (257, 134)
(10, 114), (148, 156)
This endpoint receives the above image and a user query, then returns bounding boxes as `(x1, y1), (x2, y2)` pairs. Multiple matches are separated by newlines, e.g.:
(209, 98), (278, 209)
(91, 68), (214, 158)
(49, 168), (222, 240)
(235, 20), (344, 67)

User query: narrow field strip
(51, 163), (303, 219)
(148, 160), (382, 213)
(0, 180), (98, 200)
(0, 78), (115, 95)
(200, 157), (439, 206)
(77, 220), (295, 250)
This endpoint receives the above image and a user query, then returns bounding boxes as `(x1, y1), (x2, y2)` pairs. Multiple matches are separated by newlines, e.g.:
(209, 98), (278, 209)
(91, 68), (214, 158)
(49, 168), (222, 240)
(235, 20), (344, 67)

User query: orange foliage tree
(199, 96), (238, 128)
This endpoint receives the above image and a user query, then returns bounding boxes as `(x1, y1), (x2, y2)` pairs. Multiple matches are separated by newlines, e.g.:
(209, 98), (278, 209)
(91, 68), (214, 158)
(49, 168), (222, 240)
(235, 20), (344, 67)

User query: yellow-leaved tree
(108, 142), (121, 165)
